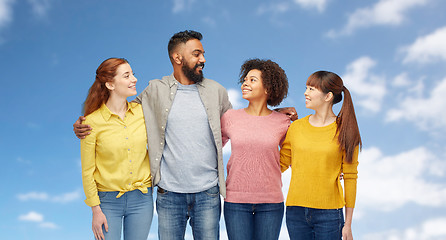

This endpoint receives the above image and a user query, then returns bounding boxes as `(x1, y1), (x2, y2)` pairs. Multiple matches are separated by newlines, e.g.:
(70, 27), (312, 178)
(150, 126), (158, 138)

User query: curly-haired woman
(221, 58), (290, 240)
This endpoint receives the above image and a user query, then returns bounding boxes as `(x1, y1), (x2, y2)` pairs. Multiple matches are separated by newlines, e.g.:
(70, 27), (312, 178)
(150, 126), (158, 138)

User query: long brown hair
(306, 71), (362, 163)
(82, 58), (128, 116)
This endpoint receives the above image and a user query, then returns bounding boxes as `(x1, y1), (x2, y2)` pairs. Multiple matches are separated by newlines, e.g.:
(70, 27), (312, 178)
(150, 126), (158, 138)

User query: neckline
(241, 108), (274, 117)
(305, 115), (336, 129)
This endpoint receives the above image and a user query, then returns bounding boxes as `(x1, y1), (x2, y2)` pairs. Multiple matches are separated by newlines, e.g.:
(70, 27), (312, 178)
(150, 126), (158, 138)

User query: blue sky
(1, 0), (446, 239)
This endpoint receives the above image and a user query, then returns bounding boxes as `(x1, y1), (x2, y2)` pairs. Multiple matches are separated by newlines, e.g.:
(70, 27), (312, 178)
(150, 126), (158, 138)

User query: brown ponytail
(82, 58), (128, 116)
(306, 71), (362, 163)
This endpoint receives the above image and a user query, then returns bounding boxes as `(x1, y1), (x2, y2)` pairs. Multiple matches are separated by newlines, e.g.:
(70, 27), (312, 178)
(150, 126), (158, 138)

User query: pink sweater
(221, 109), (290, 203)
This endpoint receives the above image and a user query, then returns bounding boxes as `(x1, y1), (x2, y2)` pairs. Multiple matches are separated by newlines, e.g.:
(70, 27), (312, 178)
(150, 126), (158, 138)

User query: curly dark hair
(239, 59), (288, 106)
(168, 30), (203, 58)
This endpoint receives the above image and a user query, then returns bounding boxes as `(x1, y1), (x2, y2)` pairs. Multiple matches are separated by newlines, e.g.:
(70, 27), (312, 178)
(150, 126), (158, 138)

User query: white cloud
(148, 233), (157, 240)
(257, 2), (291, 16)
(281, 168), (292, 202)
(386, 76), (446, 132)
(17, 192), (49, 201)
(222, 140), (231, 155)
(39, 222), (58, 229)
(202, 16), (216, 27)
(401, 26), (446, 64)
(222, 88), (242, 155)
(19, 211), (44, 222)
(279, 224), (290, 240)
(26, 122), (41, 130)
(357, 147), (446, 212)
(227, 88), (244, 109)
(27, 0), (51, 18)
(52, 190), (82, 203)
(18, 211), (58, 229)
(257, 0), (327, 16)
(392, 72), (411, 87)
(220, 229), (228, 240)
(0, 0), (14, 29)
(362, 217), (446, 240)
(16, 156), (32, 164)
(172, 0), (197, 14)
(327, 0), (429, 37)
(17, 190), (81, 203)
(293, 0), (328, 12)
(341, 56), (386, 113)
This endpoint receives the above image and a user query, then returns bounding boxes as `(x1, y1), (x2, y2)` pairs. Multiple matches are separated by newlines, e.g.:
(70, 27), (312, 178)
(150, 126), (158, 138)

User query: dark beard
(182, 63), (205, 83)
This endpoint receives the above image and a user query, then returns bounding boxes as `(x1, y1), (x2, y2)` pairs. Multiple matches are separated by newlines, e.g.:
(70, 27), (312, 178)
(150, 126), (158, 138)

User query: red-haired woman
(280, 71), (361, 240)
(81, 58), (152, 240)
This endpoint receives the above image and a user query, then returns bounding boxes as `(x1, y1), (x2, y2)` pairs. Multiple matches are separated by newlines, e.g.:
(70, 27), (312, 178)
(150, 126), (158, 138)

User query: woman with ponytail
(280, 71), (361, 240)
(81, 58), (153, 240)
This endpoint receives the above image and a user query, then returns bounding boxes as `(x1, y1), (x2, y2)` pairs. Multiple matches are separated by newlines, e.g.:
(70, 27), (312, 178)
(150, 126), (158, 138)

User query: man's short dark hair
(168, 30), (203, 58)
(239, 59), (289, 107)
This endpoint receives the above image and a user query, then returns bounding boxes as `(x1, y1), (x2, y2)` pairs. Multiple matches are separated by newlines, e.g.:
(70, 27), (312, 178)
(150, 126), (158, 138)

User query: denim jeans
(156, 185), (221, 240)
(286, 206), (344, 240)
(224, 201), (284, 240)
(98, 188), (153, 240)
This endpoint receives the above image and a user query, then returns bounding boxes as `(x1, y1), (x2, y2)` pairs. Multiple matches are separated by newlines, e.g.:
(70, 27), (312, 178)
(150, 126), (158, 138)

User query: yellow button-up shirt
(81, 102), (151, 207)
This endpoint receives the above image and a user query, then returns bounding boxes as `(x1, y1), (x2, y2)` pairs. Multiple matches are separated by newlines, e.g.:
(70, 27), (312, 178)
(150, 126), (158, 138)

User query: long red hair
(82, 58), (128, 116)
(306, 71), (362, 163)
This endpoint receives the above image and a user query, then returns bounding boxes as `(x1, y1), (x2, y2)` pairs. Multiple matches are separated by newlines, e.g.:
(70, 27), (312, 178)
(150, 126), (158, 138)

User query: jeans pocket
(157, 187), (168, 195)
(205, 186), (219, 197)
(98, 191), (108, 199)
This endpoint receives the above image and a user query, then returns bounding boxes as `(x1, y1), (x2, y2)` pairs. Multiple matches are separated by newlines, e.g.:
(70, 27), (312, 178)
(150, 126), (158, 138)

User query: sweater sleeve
(342, 145), (359, 208)
(280, 124), (293, 173)
(221, 112), (230, 148)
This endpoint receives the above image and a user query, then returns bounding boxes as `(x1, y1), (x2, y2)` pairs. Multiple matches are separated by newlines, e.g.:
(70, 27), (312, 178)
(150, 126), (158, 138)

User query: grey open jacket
(135, 74), (232, 197)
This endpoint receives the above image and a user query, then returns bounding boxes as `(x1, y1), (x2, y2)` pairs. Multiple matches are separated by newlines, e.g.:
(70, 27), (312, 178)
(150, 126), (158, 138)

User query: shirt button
(161, 126), (164, 129)
(155, 158), (159, 161)
(130, 172), (132, 174)
(124, 126), (126, 129)
(165, 109), (168, 112)
(128, 149), (130, 151)
(160, 142), (163, 145)
(129, 160), (132, 163)
(126, 137), (128, 140)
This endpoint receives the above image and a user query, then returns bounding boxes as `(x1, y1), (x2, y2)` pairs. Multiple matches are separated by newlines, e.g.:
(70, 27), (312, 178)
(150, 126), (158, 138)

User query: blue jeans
(224, 201), (284, 240)
(156, 185), (221, 240)
(98, 188), (153, 240)
(286, 206), (344, 240)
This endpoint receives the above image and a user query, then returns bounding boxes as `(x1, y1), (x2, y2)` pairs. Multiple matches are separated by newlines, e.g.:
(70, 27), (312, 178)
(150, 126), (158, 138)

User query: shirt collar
(99, 101), (134, 121)
(167, 73), (205, 88)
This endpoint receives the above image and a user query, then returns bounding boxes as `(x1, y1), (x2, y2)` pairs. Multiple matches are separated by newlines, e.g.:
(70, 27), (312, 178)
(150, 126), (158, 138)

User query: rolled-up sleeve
(80, 120), (100, 207)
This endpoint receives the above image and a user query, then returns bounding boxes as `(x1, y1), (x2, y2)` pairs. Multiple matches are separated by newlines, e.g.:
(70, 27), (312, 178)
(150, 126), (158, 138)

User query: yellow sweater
(280, 115), (358, 209)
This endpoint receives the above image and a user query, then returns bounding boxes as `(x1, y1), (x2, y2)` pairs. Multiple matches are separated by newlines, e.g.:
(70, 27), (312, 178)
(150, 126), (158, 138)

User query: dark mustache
(195, 63), (205, 69)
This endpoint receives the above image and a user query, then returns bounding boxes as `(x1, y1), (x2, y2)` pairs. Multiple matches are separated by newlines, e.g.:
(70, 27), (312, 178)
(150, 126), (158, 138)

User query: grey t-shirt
(158, 83), (218, 193)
